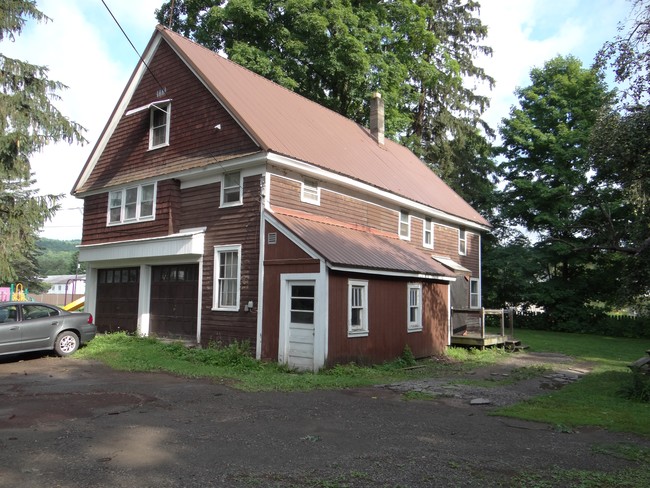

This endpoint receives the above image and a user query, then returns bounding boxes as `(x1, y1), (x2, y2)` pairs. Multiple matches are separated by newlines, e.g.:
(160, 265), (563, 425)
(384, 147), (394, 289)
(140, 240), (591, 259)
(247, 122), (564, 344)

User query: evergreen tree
(0, 1), (85, 283)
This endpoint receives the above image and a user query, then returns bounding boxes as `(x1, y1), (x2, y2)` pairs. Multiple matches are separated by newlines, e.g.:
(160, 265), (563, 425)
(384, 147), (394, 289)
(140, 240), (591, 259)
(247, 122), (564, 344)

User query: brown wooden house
(73, 26), (491, 371)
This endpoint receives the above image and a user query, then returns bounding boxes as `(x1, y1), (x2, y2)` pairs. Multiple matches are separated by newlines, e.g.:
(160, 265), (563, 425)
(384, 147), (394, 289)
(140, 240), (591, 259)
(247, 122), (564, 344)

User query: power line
(100, 0), (166, 93)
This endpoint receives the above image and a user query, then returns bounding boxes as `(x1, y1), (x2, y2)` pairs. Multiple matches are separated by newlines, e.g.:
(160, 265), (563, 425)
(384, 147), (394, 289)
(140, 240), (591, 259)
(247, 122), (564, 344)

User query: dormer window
(108, 183), (156, 225)
(149, 102), (170, 149)
(221, 171), (242, 207)
(301, 178), (320, 205)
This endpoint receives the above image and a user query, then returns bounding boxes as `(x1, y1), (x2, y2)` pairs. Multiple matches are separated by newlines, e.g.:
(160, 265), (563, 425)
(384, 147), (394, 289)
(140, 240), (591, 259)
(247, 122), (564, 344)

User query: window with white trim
(459, 229), (467, 255)
(399, 211), (410, 239)
(301, 178), (320, 205)
(423, 218), (433, 249)
(221, 171), (242, 206)
(108, 183), (156, 225)
(348, 280), (368, 337)
(149, 103), (170, 149)
(470, 278), (480, 309)
(407, 283), (423, 332)
(213, 245), (241, 310)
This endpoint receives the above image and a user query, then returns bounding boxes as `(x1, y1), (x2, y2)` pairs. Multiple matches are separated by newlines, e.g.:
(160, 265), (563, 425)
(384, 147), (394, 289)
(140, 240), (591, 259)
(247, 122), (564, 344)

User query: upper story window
(108, 183), (156, 225)
(459, 229), (467, 255)
(470, 278), (480, 308)
(301, 178), (320, 205)
(348, 279), (369, 337)
(423, 218), (433, 249)
(221, 171), (242, 207)
(149, 103), (170, 149)
(399, 211), (410, 240)
(407, 283), (423, 332)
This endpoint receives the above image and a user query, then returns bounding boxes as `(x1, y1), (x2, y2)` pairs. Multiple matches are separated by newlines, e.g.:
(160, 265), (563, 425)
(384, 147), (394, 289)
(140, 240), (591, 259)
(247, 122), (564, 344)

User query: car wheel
(54, 331), (79, 357)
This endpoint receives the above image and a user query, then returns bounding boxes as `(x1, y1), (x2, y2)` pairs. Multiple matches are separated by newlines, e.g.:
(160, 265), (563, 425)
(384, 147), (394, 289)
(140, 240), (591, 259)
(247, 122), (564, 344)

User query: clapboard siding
(79, 40), (259, 193)
(326, 272), (449, 366)
(180, 176), (262, 346)
(81, 178), (180, 245)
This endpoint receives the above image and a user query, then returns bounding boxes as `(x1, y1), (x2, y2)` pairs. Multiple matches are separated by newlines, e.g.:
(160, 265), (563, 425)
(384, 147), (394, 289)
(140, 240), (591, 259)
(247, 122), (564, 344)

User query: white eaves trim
(328, 264), (455, 282)
(78, 229), (205, 264)
(265, 152), (490, 233)
(124, 99), (172, 117)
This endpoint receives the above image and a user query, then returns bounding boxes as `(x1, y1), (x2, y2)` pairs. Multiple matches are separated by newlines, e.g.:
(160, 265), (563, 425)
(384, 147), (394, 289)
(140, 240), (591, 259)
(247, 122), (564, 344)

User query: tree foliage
(155, 0), (495, 201)
(0, 1), (86, 283)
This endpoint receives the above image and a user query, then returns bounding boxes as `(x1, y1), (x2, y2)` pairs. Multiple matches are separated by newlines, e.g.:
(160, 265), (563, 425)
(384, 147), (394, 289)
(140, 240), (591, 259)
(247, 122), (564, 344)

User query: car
(0, 301), (96, 357)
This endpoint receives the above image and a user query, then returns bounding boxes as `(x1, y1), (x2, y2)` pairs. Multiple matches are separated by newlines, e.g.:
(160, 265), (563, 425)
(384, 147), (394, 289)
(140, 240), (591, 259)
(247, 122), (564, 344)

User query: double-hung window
(407, 283), (423, 332)
(108, 183), (156, 225)
(301, 178), (320, 205)
(149, 103), (170, 149)
(213, 245), (241, 310)
(348, 280), (368, 337)
(399, 211), (410, 239)
(221, 171), (242, 206)
(470, 278), (480, 309)
(459, 229), (467, 255)
(423, 218), (433, 249)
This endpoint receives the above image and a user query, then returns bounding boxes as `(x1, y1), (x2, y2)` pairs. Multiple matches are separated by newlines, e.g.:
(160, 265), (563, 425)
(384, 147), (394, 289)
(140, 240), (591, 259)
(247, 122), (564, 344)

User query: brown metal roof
(159, 26), (490, 228)
(270, 207), (454, 278)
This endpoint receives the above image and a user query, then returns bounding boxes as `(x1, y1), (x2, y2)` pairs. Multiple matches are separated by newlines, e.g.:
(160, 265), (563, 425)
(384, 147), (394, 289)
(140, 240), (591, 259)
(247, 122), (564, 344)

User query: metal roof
(270, 208), (454, 279)
(159, 26), (490, 229)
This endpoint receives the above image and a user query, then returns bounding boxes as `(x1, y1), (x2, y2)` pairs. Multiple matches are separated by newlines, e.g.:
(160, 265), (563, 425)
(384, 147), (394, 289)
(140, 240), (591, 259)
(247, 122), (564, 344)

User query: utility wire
(100, 0), (166, 93)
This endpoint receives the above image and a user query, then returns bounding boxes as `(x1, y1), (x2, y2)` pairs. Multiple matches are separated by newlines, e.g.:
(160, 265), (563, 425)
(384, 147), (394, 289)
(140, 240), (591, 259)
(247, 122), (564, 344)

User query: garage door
(150, 264), (199, 339)
(96, 268), (139, 333)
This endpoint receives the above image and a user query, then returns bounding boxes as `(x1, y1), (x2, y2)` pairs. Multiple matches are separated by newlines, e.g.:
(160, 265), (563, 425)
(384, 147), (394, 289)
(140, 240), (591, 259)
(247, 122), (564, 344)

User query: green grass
(495, 329), (650, 436)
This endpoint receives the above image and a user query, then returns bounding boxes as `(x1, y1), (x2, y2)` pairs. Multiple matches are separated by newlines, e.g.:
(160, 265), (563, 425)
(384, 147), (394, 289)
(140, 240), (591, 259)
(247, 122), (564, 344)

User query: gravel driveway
(0, 352), (648, 487)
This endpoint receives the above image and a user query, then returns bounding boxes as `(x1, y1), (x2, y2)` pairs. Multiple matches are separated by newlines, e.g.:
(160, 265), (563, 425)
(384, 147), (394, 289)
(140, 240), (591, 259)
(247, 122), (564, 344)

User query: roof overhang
(432, 256), (471, 274)
(78, 228), (205, 266)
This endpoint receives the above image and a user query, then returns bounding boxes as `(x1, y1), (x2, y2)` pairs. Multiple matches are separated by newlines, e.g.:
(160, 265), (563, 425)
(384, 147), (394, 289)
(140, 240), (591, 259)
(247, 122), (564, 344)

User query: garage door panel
(150, 265), (198, 339)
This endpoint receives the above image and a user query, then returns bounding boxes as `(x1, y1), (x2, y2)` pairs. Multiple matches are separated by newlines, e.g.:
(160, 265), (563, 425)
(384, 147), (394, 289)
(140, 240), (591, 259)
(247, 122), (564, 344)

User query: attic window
(301, 178), (320, 205)
(149, 102), (170, 149)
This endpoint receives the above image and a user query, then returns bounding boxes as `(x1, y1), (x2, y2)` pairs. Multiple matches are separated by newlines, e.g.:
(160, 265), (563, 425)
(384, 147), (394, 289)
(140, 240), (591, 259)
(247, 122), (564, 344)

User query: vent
(268, 232), (277, 245)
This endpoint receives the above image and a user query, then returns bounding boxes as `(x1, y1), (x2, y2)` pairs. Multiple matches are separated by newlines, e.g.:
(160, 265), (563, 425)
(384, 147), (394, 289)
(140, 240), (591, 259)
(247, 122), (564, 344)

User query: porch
(451, 307), (524, 350)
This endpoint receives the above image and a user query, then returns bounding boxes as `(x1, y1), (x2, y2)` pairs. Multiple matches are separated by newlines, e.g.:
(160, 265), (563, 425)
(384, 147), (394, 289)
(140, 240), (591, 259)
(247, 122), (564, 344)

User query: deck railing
(451, 307), (514, 339)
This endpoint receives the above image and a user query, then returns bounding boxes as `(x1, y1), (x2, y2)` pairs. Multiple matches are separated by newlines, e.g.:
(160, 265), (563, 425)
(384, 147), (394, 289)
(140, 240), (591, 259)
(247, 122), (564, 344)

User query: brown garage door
(96, 267), (140, 333)
(150, 264), (199, 339)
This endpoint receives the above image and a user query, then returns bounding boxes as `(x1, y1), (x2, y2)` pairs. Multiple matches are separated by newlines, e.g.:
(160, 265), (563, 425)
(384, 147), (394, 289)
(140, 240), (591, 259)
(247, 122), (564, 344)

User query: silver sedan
(0, 301), (96, 357)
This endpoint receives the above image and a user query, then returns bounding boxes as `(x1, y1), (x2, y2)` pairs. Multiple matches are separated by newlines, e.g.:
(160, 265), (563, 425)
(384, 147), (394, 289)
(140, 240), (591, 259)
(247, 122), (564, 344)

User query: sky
(2, 0), (633, 241)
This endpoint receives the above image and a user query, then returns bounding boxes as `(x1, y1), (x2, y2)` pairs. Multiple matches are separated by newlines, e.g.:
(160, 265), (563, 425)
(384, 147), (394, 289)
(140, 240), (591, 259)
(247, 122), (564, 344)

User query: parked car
(0, 301), (96, 357)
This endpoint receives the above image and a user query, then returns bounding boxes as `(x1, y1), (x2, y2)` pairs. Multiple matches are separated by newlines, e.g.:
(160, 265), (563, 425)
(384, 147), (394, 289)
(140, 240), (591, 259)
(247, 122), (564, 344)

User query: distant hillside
(37, 239), (83, 276)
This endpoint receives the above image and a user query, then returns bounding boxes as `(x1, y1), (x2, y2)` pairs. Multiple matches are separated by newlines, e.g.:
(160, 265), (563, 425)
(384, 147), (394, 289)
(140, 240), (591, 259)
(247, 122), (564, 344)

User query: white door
(281, 281), (316, 371)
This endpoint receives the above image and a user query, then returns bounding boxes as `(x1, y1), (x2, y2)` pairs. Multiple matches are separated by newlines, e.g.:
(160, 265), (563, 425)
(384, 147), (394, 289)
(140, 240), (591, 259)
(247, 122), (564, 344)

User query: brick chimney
(370, 92), (384, 145)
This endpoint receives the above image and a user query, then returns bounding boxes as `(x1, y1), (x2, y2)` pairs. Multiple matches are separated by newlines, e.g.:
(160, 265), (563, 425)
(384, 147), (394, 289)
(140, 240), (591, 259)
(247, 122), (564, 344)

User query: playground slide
(63, 297), (85, 312)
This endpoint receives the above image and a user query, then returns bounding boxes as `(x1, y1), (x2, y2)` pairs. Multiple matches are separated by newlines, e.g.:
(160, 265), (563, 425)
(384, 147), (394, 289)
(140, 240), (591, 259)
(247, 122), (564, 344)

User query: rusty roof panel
(271, 210), (453, 278)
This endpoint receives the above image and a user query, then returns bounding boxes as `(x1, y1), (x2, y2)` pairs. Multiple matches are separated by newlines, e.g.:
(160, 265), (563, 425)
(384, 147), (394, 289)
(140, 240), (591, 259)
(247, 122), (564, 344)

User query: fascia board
(327, 264), (456, 282)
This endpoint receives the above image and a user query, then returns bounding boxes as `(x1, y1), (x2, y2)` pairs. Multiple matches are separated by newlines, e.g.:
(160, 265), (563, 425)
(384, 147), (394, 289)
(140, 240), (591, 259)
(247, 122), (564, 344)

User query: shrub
(619, 370), (650, 403)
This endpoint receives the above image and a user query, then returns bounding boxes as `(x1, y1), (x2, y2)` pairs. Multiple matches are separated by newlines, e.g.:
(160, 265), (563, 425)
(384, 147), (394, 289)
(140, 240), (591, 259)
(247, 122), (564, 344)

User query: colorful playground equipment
(0, 283), (32, 302)
(62, 296), (85, 311)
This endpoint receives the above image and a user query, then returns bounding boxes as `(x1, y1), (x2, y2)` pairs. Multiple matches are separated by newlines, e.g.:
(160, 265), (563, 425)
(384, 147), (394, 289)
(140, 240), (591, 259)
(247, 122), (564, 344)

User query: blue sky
(1, 0), (632, 240)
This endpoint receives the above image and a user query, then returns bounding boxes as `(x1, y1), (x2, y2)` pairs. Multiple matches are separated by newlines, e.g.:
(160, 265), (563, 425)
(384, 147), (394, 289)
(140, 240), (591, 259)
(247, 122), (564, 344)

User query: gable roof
(74, 25), (489, 229)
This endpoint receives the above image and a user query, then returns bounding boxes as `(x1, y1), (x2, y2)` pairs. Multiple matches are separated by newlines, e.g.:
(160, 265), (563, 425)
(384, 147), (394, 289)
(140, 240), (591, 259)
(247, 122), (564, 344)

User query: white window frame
(407, 283), (423, 332)
(107, 183), (157, 225)
(423, 218), (433, 249)
(213, 244), (242, 311)
(149, 102), (171, 150)
(348, 279), (369, 337)
(301, 178), (320, 205)
(399, 211), (410, 240)
(459, 229), (467, 255)
(220, 171), (243, 207)
(470, 278), (480, 309)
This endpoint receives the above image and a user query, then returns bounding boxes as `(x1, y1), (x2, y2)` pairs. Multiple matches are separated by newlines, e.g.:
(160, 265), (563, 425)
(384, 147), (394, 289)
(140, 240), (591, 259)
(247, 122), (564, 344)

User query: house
(72, 25), (491, 370)
(43, 275), (86, 296)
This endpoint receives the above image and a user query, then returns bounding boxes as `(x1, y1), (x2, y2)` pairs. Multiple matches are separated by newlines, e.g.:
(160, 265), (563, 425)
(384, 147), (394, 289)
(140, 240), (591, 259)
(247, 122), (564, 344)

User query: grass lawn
(495, 329), (650, 436)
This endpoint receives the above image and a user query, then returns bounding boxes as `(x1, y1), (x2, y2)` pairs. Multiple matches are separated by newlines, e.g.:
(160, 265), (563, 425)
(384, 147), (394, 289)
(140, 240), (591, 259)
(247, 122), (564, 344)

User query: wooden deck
(451, 333), (508, 348)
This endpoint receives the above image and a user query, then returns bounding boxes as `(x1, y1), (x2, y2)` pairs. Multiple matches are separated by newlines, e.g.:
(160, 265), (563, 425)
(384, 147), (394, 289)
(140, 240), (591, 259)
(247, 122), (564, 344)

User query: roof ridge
(271, 206), (398, 240)
(157, 25), (386, 140)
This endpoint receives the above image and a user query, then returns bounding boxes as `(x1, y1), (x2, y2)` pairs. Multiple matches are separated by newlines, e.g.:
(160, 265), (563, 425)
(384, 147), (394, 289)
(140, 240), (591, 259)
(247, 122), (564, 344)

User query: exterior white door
(281, 280), (316, 371)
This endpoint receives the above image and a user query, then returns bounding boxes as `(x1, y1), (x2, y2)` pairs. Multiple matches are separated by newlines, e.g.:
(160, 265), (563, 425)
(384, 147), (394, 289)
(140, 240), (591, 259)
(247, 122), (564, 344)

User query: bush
(619, 370), (650, 403)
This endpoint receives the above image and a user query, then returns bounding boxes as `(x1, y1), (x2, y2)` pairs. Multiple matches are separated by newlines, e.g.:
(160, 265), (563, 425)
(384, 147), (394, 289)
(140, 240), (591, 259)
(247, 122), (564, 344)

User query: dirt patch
(0, 352), (647, 488)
